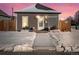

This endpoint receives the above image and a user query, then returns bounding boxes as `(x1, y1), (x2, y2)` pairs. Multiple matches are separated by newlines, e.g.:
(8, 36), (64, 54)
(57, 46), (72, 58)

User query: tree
(74, 11), (79, 23)
(71, 19), (75, 25)
(74, 10), (79, 29)
(65, 16), (74, 25)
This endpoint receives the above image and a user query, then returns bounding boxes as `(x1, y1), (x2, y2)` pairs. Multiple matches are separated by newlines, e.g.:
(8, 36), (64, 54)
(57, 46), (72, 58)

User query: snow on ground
(50, 29), (79, 52)
(1, 29), (79, 52)
(50, 30), (79, 46)
(33, 33), (57, 50)
(0, 30), (36, 51)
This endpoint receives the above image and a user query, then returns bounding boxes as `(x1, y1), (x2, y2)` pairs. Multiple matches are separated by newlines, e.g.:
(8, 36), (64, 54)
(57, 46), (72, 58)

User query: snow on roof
(15, 3), (61, 14)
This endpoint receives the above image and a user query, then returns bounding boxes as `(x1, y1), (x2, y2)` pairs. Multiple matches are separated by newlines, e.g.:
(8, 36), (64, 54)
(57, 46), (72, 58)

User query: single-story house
(15, 3), (61, 31)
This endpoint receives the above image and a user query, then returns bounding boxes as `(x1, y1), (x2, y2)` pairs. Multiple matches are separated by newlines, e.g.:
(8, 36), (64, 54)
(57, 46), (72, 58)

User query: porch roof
(15, 3), (61, 14)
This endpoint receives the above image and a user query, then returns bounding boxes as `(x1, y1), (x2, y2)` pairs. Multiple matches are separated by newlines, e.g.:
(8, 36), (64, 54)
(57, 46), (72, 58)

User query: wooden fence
(58, 20), (71, 32)
(0, 20), (16, 31)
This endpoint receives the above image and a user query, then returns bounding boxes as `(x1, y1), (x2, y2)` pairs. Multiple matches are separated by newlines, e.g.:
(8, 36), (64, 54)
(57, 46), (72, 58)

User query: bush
(50, 26), (56, 30)
(22, 26), (29, 30)
(29, 27), (33, 32)
(42, 27), (49, 31)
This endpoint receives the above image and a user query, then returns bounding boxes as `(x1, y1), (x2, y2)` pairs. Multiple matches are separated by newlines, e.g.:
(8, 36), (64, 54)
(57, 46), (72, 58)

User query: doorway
(36, 15), (45, 30)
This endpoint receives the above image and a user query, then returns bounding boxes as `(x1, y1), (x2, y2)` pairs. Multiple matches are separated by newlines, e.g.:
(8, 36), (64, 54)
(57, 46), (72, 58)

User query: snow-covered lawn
(0, 30), (36, 51)
(50, 29), (79, 52)
(1, 29), (79, 52)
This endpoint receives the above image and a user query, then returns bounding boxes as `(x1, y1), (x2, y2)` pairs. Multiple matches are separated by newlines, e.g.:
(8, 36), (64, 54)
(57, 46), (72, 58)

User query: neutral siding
(17, 14), (22, 30)
(47, 14), (58, 28)
(16, 13), (59, 30)
(28, 14), (37, 29)
(0, 16), (10, 20)
(16, 14), (37, 30)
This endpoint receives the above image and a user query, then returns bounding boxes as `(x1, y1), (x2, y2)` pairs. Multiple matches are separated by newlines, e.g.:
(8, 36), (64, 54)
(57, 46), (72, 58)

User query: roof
(0, 9), (10, 17)
(15, 3), (61, 14)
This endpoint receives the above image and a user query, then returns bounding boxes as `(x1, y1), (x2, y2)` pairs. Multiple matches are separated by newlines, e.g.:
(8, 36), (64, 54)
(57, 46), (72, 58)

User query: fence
(0, 20), (16, 31)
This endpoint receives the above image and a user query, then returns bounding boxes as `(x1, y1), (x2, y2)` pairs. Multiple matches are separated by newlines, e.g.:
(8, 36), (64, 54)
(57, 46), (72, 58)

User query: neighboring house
(15, 3), (61, 31)
(0, 9), (10, 20)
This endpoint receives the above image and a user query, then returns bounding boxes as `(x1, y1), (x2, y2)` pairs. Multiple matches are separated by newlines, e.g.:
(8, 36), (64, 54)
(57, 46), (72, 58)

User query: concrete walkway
(33, 32), (58, 50)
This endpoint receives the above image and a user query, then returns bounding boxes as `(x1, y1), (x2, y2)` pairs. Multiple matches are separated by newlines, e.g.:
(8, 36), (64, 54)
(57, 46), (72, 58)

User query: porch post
(17, 14), (22, 31)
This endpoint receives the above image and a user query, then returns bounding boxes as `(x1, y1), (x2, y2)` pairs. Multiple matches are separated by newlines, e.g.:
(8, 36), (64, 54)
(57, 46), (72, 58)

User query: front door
(22, 16), (28, 29)
(37, 15), (44, 30)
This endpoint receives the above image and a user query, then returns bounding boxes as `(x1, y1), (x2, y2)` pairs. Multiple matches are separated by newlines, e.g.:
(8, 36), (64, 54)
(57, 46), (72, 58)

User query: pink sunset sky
(0, 3), (79, 20)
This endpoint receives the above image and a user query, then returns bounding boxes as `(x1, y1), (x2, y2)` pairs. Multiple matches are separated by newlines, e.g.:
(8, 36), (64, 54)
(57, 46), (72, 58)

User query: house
(15, 3), (61, 31)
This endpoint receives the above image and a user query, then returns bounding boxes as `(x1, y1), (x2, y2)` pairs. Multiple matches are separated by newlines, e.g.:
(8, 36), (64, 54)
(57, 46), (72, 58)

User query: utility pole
(11, 7), (14, 20)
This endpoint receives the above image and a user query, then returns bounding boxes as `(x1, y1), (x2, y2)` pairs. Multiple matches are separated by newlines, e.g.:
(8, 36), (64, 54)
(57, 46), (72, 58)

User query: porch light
(36, 15), (44, 21)
(36, 15), (40, 19)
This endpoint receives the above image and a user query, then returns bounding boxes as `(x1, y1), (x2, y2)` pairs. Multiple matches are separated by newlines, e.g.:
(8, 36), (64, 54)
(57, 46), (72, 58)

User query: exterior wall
(16, 14), (37, 30)
(0, 16), (10, 20)
(17, 14), (22, 30)
(28, 14), (37, 29)
(16, 13), (59, 30)
(44, 14), (58, 29)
